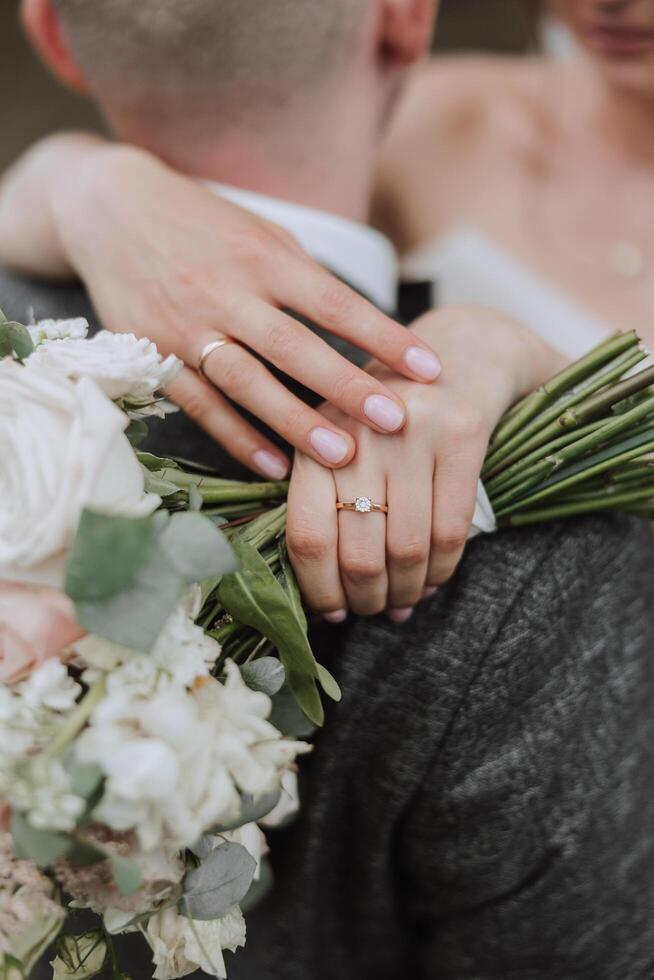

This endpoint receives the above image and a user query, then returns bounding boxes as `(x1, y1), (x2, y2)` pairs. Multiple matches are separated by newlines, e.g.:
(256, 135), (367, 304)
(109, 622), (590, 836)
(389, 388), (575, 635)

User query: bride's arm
(0, 133), (444, 479)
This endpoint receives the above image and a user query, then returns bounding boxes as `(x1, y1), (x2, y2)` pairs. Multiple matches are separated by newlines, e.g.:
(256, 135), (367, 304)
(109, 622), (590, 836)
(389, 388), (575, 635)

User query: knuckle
(447, 402), (485, 442)
(264, 320), (295, 360)
(388, 537), (429, 569)
(432, 521), (469, 556)
(342, 552), (386, 585)
(287, 523), (335, 562)
(316, 282), (357, 330)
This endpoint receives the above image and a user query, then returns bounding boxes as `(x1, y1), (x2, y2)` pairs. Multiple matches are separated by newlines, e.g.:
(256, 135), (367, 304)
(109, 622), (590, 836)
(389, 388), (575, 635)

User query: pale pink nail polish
(324, 609), (348, 624)
(252, 450), (289, 481)
(388, 607), (414, 623)
(310, 427), (349, 464)
(363, 395), (405, 432)
(422, 587), (438, 600)
(404, 346), (442, 381)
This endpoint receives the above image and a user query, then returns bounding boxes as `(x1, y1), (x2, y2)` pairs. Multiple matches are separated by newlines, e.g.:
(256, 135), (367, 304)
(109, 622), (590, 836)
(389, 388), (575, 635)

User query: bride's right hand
(0, 136), (442, 479)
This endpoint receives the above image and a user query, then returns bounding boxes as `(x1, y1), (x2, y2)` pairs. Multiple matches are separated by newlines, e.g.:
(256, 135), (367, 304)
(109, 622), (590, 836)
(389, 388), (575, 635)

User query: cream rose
(27, 330), (182, 401)
(0, 360), (159, 589)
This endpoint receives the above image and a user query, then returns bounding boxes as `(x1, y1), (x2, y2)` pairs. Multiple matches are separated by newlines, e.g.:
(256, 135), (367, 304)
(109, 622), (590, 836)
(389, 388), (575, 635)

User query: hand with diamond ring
(286, 308), (564, 620)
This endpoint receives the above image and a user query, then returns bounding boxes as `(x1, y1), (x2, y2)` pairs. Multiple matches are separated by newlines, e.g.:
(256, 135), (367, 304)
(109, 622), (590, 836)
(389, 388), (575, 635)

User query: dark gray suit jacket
(3, 270), (654, 979)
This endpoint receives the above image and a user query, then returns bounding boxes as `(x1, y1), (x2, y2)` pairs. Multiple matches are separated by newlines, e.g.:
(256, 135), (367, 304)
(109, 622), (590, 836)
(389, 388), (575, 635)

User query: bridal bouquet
(2, 307), (653, 980)
(0, 312), (326, 980)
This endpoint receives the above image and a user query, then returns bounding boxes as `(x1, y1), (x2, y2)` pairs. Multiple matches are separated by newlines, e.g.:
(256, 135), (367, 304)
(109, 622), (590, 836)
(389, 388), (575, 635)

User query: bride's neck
(586, 69), (654, 166)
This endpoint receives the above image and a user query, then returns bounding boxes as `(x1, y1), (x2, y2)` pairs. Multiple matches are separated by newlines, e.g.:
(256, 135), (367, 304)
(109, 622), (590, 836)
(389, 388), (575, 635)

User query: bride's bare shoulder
(386, 55), (556, 157)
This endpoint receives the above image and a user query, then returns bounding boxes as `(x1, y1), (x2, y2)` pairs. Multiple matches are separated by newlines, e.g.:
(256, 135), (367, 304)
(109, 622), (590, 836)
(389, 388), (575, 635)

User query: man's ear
(21, 0), (89, 94)
(379, 0), (439, 67)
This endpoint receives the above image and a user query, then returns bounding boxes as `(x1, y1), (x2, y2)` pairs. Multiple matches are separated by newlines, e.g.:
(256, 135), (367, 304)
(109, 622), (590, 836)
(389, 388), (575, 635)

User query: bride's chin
(590, 54), (654, 102)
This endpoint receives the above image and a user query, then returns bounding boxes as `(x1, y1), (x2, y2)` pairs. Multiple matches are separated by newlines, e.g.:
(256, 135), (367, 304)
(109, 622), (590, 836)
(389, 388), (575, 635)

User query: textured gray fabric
(4, 270), (654, 978)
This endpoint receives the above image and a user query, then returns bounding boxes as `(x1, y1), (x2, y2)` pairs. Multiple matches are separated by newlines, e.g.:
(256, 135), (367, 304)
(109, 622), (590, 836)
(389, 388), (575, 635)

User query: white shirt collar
(207, 181), (399, 313)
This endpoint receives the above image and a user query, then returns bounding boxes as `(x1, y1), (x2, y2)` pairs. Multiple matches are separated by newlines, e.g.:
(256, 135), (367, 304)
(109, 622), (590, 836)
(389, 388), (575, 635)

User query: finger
(197, 341), (357, 468)
(166, 367), (290, 479)
(286, 454), (346, 617)
(229, 302), (406, 434)
(335, 467), (388, 617)
(281, 261), (442, 383)
(385, 461), (432, 613)
(427, 442), (486, 587)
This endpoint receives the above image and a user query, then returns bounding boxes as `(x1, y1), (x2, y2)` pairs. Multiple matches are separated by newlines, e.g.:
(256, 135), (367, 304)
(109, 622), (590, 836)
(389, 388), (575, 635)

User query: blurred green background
(0, 0), (540, 171)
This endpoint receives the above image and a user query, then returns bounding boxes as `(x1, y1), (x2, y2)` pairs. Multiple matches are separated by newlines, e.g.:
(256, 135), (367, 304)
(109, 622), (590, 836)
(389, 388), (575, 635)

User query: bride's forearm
(0, 132), (110, 279)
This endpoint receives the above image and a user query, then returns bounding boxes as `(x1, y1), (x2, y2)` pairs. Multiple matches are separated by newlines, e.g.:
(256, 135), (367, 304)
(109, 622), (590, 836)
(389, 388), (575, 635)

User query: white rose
(27, 317), (89, 346)
(0, 361), (159, 589)
(27, 331), (182, 401)
(146, 907), (246, 980)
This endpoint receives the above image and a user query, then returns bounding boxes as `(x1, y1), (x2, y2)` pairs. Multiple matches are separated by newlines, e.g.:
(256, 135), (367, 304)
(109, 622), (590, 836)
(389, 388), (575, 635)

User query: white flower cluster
(0, 662), (84, 832)
(77, 643), (308, 852)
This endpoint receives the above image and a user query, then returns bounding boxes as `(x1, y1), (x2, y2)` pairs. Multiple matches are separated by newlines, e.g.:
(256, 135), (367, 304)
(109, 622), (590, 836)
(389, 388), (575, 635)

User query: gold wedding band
(336, 496), (388, 515)
(198, 336), (237, 377)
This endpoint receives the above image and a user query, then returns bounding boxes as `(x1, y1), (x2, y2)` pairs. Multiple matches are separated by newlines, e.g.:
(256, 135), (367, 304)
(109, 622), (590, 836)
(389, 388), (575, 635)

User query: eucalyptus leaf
(65, 511), (157, 602)
(240, 856), (274, 914)
(11, 813), (71, 866)
(110, 855), (143, 896)
(67, 840), (106, 868)
(214, 789), (282, 832)
(269, 683), (316, 739)
(160, 513), (237, 581)
(240, 657), (285, 696)
(180, 842), (256, 921)
(188, 483), (203, 512)
(220, 537), (325, 725)
(0, 321), (33, 360)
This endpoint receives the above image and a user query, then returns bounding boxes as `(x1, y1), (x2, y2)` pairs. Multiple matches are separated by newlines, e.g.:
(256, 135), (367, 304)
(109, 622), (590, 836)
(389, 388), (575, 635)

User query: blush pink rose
(0, 582), (85, 685)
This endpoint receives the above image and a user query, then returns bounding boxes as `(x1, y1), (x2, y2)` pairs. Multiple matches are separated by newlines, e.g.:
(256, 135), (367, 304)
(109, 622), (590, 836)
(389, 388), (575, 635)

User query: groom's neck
(109, 84), (383, 222)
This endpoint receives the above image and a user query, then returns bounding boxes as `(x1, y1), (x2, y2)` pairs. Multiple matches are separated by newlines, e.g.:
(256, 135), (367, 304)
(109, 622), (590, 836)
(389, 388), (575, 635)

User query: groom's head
(22, 0), (437, 169)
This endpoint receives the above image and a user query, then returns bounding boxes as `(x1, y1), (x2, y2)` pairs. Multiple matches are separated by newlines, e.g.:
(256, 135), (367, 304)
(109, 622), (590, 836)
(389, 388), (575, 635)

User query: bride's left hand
(286, 308), (564, 620)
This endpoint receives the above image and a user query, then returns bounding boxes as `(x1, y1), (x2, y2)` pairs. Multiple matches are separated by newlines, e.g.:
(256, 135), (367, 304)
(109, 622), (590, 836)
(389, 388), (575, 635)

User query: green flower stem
(46, 676), (107, 758)
(500, 487), (654, 525)
(494, 434), (654, 517)
(483, 347), (647, 478)
(237, 504), (287, 550)
(486, 332), (641, 457)
(608, 462), (654, 484)
(485, 418), (607, 496)
(161, 469), (289, 502)
(201, 501), (271, 518)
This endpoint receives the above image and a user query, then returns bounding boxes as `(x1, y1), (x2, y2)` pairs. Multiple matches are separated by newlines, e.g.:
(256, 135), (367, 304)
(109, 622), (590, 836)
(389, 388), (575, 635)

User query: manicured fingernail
(404, 346), (441, 381)
(363, 394), (405, 432)
(253, 450), (289, 480)
(310, 427), (349, 464)
(388, 607), (414, 623)
(324, 609), (348, 624)
(422, 587), (438, 600)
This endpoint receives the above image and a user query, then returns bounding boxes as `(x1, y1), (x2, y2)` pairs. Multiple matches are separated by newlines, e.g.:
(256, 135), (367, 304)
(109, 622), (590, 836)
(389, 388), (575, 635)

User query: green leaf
(124, 419), (149, 446)
(65, 511), (157, 602)
(0, 321), (33, 360)
(214, 789), (282, 832)
(67, 840), (105, 868)
(140, 466), (182, 497)
(269, 683), (316, 739)
(240, 657), (285, 696)
(240, 856), (274, 914)
(136, 451), (181, 472)
(180, 843), (256, 921)
(160, 512), (237, 581)
(51, 931), (107, 980)
(220, 537), (325, 725)
(11, 813), (71, 866)
(188, 483), (203, 512)
(110, 855), (143, 896)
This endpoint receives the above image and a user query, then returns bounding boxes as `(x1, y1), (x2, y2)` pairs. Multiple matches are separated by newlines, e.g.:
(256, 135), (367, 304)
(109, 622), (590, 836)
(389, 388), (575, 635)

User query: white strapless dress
(403, 225), (614, 359)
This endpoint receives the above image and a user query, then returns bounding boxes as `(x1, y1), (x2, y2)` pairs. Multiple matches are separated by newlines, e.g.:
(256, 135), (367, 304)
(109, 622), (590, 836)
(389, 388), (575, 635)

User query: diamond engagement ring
(336, 497), (388, 515)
